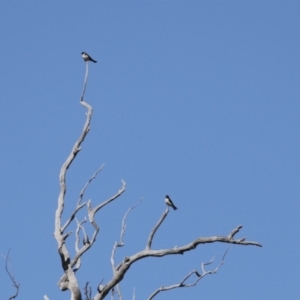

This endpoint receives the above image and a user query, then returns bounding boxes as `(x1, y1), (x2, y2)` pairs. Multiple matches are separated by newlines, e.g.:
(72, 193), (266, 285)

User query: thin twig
(73, 218), (87, 272)
(88, 180), (126, 225)
(80, 62), (89, 101)
(84, 282), (92, 300)
(228, 225), (242, 239)
(119, 198), (143, 246)
(78, 164), (105, 205)
(2, 249), (20, 300)
(111, 199), (143, 300)
(61, 202), (86, 233)
(148, 249), (229, 299)
(146, 208), (169, 250)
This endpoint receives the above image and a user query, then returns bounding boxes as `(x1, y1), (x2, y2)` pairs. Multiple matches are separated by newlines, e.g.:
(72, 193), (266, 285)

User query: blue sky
(1, 2), (299, 299)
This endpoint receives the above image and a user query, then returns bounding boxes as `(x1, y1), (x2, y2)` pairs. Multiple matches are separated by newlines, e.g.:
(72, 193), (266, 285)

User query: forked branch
(110, 199), (143, 299)
(148, 249), (228, 299)
(78, 165), (105, 205)
(54, 61), (93, 300)
(54, 59), (127, 300)
(93, 211), (261, 300)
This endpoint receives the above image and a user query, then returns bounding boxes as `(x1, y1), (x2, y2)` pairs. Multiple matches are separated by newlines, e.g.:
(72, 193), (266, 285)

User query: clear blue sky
(1, 2), (299, 299)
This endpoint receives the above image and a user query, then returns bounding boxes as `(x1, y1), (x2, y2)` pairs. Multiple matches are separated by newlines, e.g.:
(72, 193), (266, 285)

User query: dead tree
(45, 56), (262, 300)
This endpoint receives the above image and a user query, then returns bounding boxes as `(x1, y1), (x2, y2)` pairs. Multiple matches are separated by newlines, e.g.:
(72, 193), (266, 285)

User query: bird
(81, 52), (97, 63)
(165, 195), (178, 210)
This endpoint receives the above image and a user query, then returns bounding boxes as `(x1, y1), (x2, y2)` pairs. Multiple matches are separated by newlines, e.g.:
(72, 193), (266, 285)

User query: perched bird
(81, 52), (97, 63)
(165, 195), (178, 210)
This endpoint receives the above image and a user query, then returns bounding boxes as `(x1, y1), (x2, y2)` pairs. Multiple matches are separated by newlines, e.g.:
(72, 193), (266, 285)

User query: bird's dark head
(81, 52), (86, 55)
(165, 195), (169, 199)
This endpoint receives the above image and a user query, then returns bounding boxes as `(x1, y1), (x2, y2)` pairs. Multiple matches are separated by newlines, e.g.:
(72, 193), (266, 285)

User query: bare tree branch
(93, 222), (261, 300)
(58, 183), (127, 296)
(54, 61), (93, 300)
(1, 249), (20, 300)
(61, 163), (104, 234)
(118, 198), (143, 251)
(54, 59), (128, 300)
(73, 218), (87, 272)
(146, 207), (169, 250)
(80, 61), (89, 102)
(110, 199), (143, 300)
(78, 165), (105, 205)
(148, 249), (228, 299)
(59, 180), (127, 283)
(61, 202), (87, 234)
(87, 180), (126, 228)
(228, 225), (243, 239)
(83, 282), (92, 300)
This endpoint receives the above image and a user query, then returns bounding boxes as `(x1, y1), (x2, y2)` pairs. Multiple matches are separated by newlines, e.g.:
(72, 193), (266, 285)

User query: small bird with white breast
(165, 195), (178, 210)
(81, 52), (97, 63)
